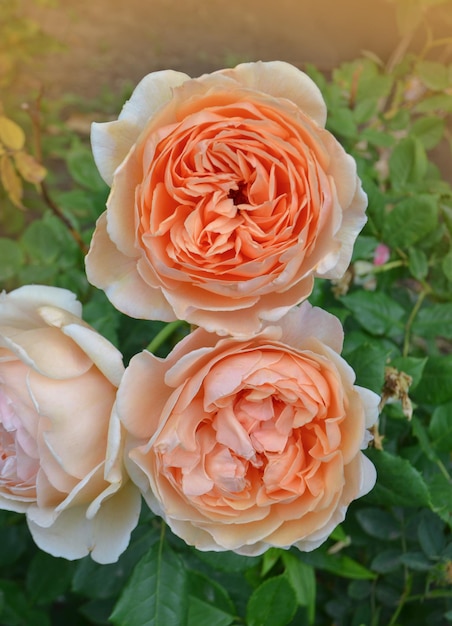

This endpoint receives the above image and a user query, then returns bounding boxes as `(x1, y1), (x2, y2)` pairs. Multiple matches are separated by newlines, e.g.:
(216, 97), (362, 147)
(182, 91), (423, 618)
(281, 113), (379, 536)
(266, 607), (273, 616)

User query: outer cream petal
(221, 61), (327, 127)
(277, 302), (344, 354)
(85, 213), (175, 321)
(91, 70), (190, 185)
(4, 285), (82, 318)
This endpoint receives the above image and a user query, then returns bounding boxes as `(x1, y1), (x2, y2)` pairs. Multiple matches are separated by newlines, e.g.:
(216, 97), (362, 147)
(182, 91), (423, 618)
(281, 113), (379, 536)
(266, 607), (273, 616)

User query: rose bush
(0, 285), (141, 563)
(86, 61), (367, 335)
(117, 302), (378, 555)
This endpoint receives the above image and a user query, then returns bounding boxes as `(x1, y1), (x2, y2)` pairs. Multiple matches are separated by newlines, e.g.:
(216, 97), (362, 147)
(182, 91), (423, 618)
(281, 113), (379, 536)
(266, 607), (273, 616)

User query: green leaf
(188, 597), (234, 626)
(66, 147), (108, 193)
(417, 512), (446, 558)
(355, 507), (401, 540)
(416, 60), (450, 91)
(408, 246), (428, 280)
(186, 570), (235, 615)
(411, 116), (445, 149)
(26, 553), (74, 606)
(382, 195), (438, 249)
(415, 93), (452, 114)
(343, 341), (388, 394)
(427, 472), (452, 528)
(282, 553), (316, 625)
(389, 137), (427, 190)
(327, 107), (357, 139)
(110, 538), (189, 626)
(365, 448), (430, 507)
(246, 576), (297, 626)
(429, 401), (452, 453)
(371, 549), (403, 574)
(411, 416), (439, 463)
(341, 291), (405, 336)
(300, 551), (376, 580)
(194, 549), (260, 573)
(442, 247), (452, 281)
(414, 355), (452, 404)
(0, 238), (23, 282)
(412, 303), (452, 339)
(399, 551), (432, 571)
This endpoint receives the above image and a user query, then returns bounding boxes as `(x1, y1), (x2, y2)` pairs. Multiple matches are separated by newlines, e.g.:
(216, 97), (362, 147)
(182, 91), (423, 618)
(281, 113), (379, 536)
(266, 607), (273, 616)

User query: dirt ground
(21, 0), (416, 99)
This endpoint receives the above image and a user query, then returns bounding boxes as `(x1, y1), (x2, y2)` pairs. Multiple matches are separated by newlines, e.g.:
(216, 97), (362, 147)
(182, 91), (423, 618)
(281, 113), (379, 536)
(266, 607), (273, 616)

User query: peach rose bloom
(0, 285), (141, 563)
(86, 61), (367, 336)
(118, 303), (378, 555)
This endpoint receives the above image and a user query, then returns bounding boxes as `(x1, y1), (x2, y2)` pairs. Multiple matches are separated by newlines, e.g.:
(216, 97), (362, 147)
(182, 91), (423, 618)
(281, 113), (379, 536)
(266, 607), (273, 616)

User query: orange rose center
(154, 348), (346, 516)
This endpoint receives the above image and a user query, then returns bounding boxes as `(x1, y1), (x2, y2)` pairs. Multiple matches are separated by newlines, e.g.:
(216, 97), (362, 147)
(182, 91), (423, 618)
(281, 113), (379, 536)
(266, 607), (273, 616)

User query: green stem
(146, 320), (186, 354)
(388, 573), (413, 626)
(403, 288), (429, 357)
(371, 260), (405, 274)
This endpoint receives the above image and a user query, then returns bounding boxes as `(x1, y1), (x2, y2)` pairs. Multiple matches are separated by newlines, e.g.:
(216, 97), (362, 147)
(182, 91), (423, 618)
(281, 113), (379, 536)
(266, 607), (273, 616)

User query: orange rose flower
(117, 303), (378, 555)
(86, 61), (367, 335)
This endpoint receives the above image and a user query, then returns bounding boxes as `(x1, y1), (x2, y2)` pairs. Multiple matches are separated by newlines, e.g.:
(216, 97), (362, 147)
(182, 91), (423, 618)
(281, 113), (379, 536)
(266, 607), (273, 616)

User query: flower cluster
(0, 61), (378, 562)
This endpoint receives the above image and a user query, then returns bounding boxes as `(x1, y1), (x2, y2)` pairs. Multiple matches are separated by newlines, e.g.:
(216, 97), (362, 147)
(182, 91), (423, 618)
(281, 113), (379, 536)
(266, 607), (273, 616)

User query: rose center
(227, 183), (248, 206)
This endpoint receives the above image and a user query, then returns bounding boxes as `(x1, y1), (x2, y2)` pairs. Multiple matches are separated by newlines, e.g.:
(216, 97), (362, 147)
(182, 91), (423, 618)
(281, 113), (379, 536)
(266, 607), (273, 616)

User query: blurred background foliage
(0, 0), (452, 624)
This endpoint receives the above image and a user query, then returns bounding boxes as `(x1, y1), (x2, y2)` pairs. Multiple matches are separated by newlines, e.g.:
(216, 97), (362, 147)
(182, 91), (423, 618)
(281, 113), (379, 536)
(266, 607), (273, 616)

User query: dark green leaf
(187, 570), (235, 615)
(300, 551), (376, 580)
(399, 551), (432, 571)
(442, 247), (452, 281)
(412, 303), (452, 339)
(427, 472), (452, 528)
(414, 355), (452, 404)
(110, 538), (189, 626)
(341, 291), (405, 336)
(365, 449), (430, 507)
(344, 341), (388, 394)
(282, 552), (316, 624)
(429, 401), (452, 453)
(0, 238), (23, 281)
(382, 195), (438, 249)
(417, 512), (446, 557)
(370, 549), (403, 574)
(194, 549), (260, 573)
(355, 508), (401, 540)
(246, 576), (297, 626)
(26, 552), (74, 606)
(187, 596), (234, 626)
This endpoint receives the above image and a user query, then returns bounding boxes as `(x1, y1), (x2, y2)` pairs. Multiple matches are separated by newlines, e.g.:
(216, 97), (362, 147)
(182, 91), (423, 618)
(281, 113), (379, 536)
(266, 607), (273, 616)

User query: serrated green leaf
(412, 303), (452, 339)
(187, 570), (235, 615)
(300, 550), (376, 580)
(382, 195), (438, 249)
(414, 355), (452, 404)
(412, 416), (439, 463)
(427, 472), (452, 527)
(365, 448), (430, 507)
(417, 512), (446, 558)
(188, 596), (234, 626)
(282, 553), (316, 625)
(429, 401), (452, 453)
(355, 508), (401, 540)
(371, 549), (403, 574)
(110, 538), (188, 626)
(389, 137), (427, 189)
(66, 148), (107, 193)
(343, 341), (388, 394)
(246, 576), (297, 626)
(411, 116), (445, 149)
(341, 290), (405, 336)
(408, 246), (428, 280)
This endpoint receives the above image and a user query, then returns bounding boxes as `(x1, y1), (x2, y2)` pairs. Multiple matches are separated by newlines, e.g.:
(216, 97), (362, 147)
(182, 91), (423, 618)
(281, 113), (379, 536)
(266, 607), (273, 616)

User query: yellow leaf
(0, 115), (26, 151)
(0, 154), (23, 208)
(14, 151), (46, 184)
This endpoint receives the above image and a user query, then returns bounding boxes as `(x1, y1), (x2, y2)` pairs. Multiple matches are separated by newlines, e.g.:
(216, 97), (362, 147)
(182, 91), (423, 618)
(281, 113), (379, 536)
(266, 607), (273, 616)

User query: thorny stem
(402, 288), (429, 357)
(24, 92), (88, 255)
(146, 320), (186, 354)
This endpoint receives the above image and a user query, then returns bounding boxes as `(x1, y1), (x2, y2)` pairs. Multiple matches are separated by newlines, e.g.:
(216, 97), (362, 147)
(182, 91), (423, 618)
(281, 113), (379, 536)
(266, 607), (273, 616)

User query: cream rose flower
(0, 285), (141, 563)
(117, 302), (378, 555)
(86, 61), (367, 336)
